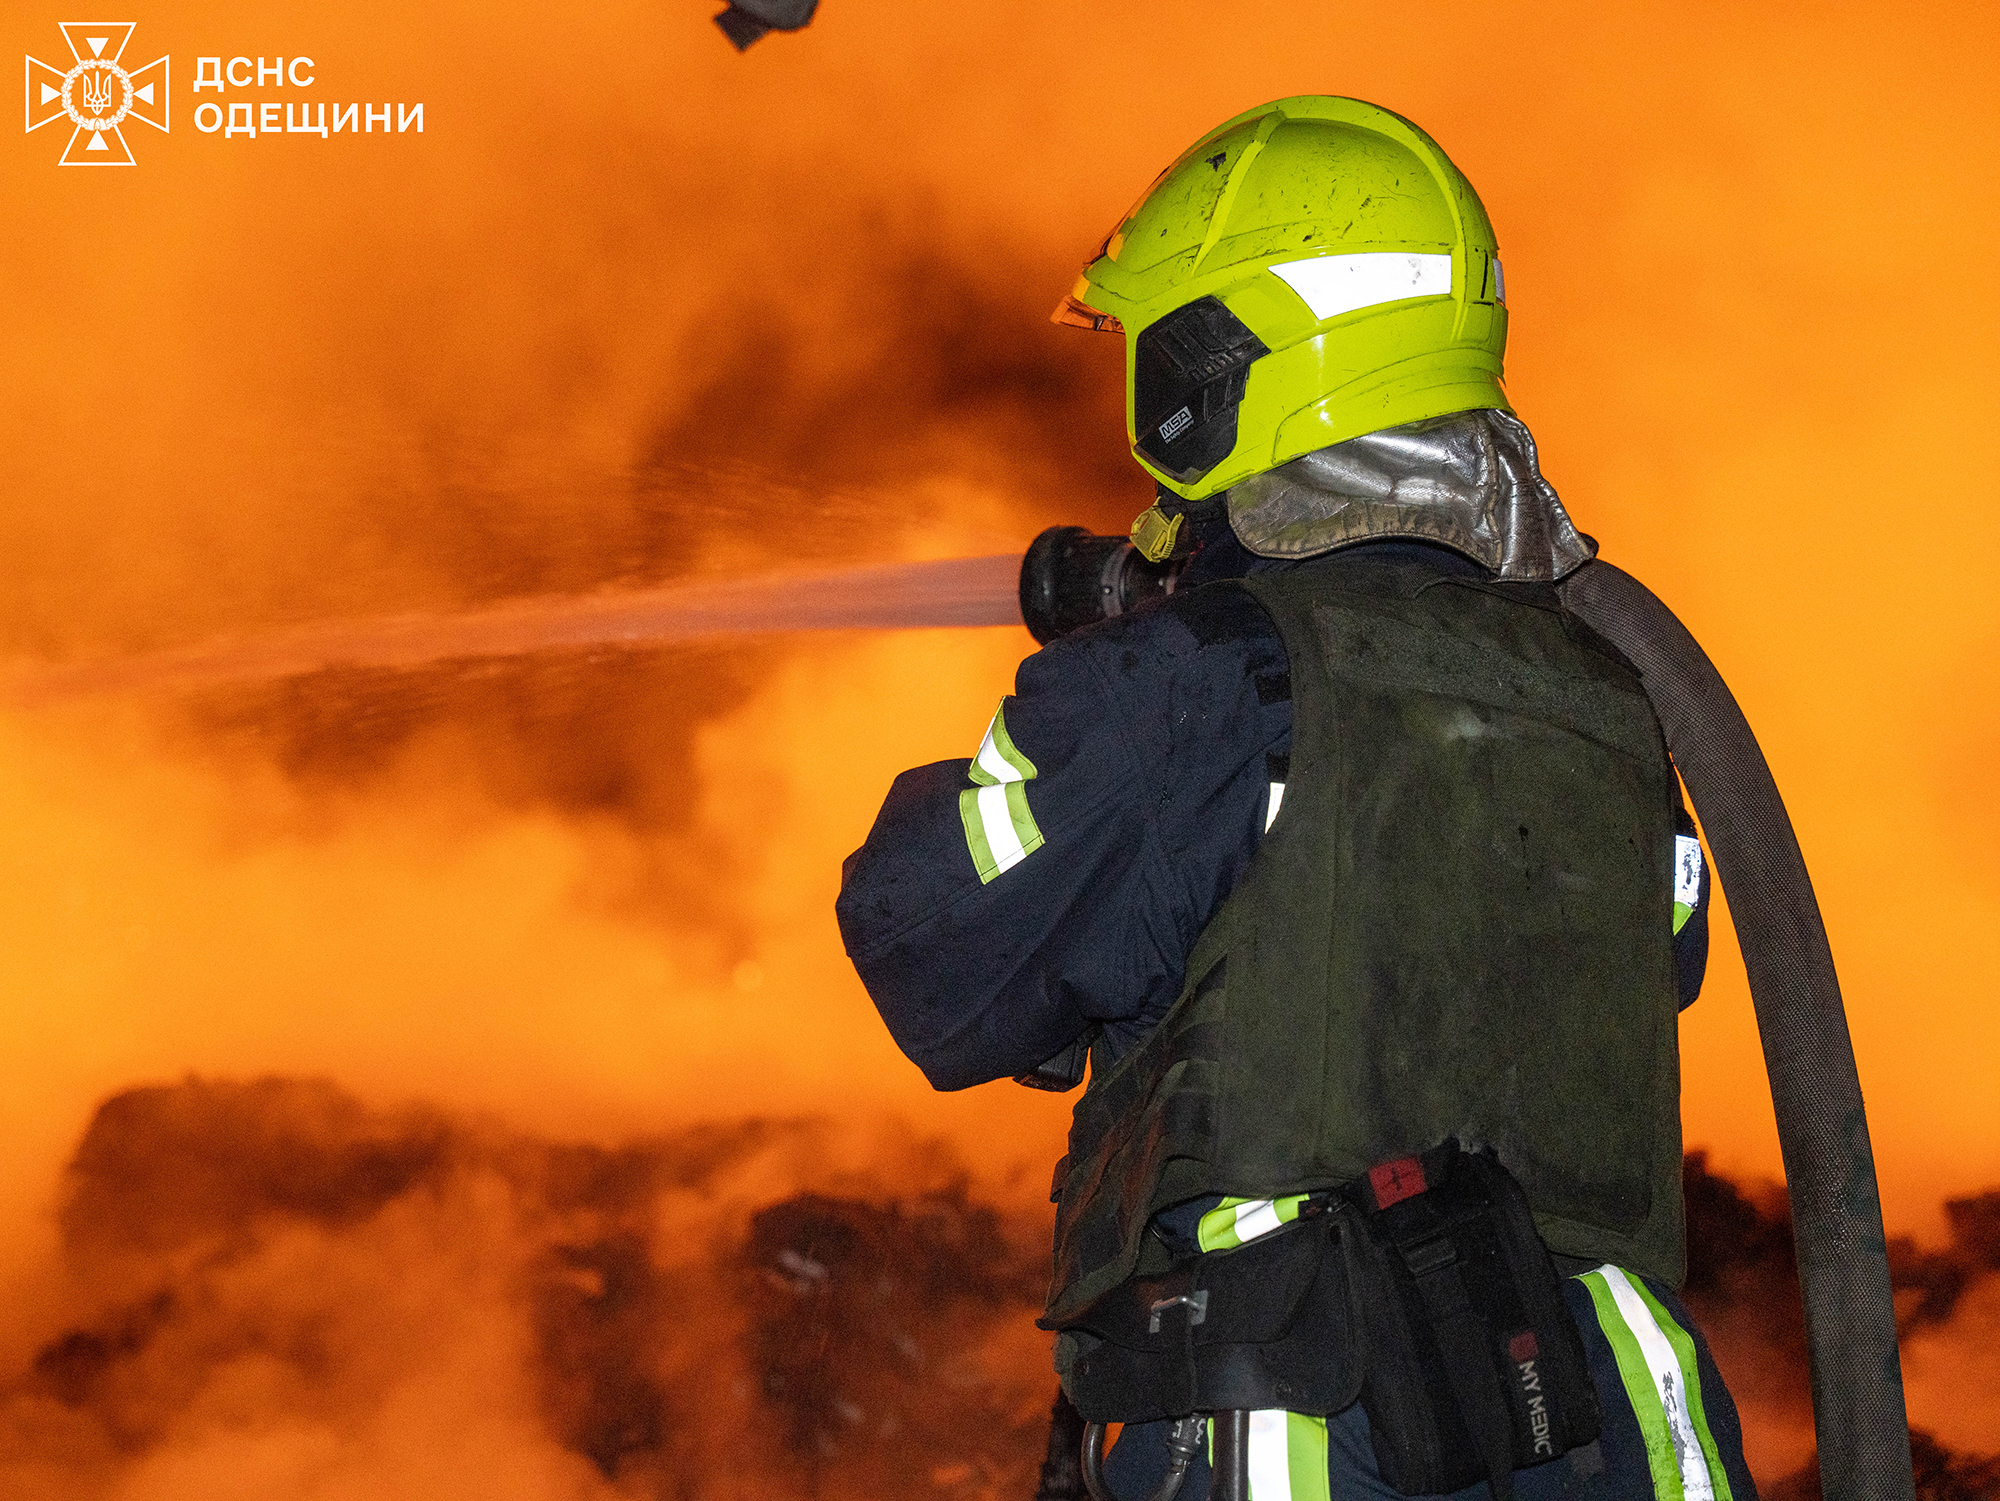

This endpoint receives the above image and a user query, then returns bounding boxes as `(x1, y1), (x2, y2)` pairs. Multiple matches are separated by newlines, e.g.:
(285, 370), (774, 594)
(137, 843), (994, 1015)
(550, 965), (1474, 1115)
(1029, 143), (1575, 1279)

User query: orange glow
(3, 0), (1996, 1488)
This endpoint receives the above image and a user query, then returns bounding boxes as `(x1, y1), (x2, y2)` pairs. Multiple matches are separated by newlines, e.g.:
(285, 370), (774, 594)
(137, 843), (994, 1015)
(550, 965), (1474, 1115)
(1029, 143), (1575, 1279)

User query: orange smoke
(3, 0), (1997, 1490)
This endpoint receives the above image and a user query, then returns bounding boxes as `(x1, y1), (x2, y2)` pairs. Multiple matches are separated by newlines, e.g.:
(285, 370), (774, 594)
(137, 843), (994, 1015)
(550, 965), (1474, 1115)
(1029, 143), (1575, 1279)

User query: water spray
(2, 532), (1163, 708)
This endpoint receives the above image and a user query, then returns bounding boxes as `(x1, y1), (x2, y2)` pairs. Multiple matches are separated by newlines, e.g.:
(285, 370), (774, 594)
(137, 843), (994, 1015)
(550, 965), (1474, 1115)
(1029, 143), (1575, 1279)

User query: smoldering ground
(3, 1081), (1998, 1501)
(0, 1077), (1057, 1501)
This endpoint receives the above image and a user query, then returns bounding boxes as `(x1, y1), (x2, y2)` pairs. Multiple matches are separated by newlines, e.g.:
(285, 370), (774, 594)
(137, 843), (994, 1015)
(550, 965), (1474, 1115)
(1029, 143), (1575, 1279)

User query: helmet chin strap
(1129, 485), (1228, 565)
(1558, 559), (1915, 1501)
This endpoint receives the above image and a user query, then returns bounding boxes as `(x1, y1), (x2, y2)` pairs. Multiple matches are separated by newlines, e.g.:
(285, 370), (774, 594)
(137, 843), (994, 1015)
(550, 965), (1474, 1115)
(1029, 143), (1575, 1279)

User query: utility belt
(1060, 1143), (1599, 1500)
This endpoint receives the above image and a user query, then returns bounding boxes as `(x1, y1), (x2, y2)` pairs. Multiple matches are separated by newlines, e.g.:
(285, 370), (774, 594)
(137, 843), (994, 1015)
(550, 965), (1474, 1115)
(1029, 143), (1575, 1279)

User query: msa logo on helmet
(1133, 297), (1268, 483)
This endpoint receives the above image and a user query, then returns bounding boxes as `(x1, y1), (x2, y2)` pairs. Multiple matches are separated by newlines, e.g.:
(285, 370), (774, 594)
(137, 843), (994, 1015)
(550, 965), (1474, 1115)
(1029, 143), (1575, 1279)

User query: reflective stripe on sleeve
(958, 701), (1044, 884)
(1197, 1194), (1307, 1252)
(1673, 834), (1703, 935)
(1579, 1266), (1730, 1501)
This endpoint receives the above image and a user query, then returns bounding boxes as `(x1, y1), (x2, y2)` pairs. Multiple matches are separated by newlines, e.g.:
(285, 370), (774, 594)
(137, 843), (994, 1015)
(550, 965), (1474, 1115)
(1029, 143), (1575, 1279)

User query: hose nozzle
(1018, 526), (1187, 645)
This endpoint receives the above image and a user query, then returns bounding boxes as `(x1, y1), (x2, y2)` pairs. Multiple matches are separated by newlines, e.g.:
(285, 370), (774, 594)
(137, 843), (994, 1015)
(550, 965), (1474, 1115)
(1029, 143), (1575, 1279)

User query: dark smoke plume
(165, 238), (1132, 945)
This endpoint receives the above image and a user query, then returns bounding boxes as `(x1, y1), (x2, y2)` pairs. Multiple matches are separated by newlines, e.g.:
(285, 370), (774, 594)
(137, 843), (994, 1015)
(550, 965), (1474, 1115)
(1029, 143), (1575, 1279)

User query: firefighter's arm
(836, 591), (1283, 1091)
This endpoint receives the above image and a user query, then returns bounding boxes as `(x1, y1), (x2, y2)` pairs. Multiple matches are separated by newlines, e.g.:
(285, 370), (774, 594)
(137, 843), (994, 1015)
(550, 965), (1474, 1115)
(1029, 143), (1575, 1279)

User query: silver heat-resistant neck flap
(1224, 409), (1595, 583)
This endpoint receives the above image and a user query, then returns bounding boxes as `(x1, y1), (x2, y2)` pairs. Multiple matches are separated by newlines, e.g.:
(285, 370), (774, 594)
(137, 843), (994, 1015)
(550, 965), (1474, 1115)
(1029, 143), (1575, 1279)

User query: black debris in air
(714, 0), (819, 50)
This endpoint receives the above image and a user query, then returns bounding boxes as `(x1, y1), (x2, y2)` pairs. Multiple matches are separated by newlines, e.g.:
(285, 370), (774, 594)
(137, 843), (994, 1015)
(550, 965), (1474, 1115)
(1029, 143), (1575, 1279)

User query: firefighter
(837, 97), (1760, 1499)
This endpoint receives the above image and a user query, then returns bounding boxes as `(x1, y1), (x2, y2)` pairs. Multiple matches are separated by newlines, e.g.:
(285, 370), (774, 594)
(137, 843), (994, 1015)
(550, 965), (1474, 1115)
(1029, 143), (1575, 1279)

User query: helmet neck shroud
(1225, 409), (1595, 583)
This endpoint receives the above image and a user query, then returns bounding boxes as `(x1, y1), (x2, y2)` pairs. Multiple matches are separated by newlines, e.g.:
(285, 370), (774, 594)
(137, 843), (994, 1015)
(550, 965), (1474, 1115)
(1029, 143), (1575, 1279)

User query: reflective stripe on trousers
(1103, 1270), (1750, 1501)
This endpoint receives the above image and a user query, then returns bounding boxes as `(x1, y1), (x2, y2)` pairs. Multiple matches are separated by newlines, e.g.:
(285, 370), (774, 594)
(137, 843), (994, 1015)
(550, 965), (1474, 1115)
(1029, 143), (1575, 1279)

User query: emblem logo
(25, 23), (168, 165)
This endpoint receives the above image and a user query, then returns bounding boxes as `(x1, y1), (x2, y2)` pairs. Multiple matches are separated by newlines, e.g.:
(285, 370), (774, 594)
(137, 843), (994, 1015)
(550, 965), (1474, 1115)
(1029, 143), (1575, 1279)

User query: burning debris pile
(743, 1191), (1049, 1494)
(1776, 1431), (2000, 1501)
(0, 1078), (1053, 1501)
(2, 1084), (1996, 1499)
(1681, 1153), (2000, 1499)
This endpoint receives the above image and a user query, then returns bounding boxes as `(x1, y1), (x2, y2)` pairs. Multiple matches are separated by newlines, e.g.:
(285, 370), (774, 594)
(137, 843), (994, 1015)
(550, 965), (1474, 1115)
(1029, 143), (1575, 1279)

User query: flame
(2, 0), (1996, 1489)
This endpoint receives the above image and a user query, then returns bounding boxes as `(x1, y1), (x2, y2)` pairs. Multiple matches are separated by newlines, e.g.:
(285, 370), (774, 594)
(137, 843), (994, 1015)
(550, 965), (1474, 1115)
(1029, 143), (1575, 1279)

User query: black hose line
(1081, 1415), (1213, 1501)
(1209, 1410), (1250, 1501)
(1560, 560), (1914, 1501)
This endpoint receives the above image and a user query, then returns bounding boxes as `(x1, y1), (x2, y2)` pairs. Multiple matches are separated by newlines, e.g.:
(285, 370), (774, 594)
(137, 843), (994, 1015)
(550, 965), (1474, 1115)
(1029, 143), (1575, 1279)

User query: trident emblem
(79, 66), (113, 115)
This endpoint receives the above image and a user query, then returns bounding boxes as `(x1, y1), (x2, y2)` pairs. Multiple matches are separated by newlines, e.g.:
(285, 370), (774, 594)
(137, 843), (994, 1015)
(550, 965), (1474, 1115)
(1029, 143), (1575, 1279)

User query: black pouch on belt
(1060, 1206), (1361, 1424)
(1339, 1143), (1599, 1499)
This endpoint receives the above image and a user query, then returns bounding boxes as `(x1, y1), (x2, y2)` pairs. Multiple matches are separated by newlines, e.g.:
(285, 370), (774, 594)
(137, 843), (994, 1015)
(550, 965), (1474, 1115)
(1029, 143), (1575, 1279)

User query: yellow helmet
(1056, 97), (1510, 557)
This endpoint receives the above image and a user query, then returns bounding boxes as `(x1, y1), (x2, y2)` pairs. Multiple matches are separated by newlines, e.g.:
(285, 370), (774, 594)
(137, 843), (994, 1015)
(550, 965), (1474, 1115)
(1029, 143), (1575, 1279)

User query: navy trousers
(1100, 1273), (1760, 1501)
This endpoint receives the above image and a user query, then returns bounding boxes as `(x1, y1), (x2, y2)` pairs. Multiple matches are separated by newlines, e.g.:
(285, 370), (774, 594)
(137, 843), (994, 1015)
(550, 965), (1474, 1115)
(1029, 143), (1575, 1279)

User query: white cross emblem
(25, 23), (169, 166)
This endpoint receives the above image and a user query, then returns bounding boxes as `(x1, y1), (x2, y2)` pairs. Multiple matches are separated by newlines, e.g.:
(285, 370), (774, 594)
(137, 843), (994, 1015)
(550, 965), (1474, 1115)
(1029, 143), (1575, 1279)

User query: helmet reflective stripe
(1269, 253), (1454, 323)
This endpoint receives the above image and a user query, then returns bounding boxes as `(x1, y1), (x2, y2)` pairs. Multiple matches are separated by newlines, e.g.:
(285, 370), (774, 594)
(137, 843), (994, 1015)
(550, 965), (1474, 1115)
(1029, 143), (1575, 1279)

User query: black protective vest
(1045, 552), (1685, 1329)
